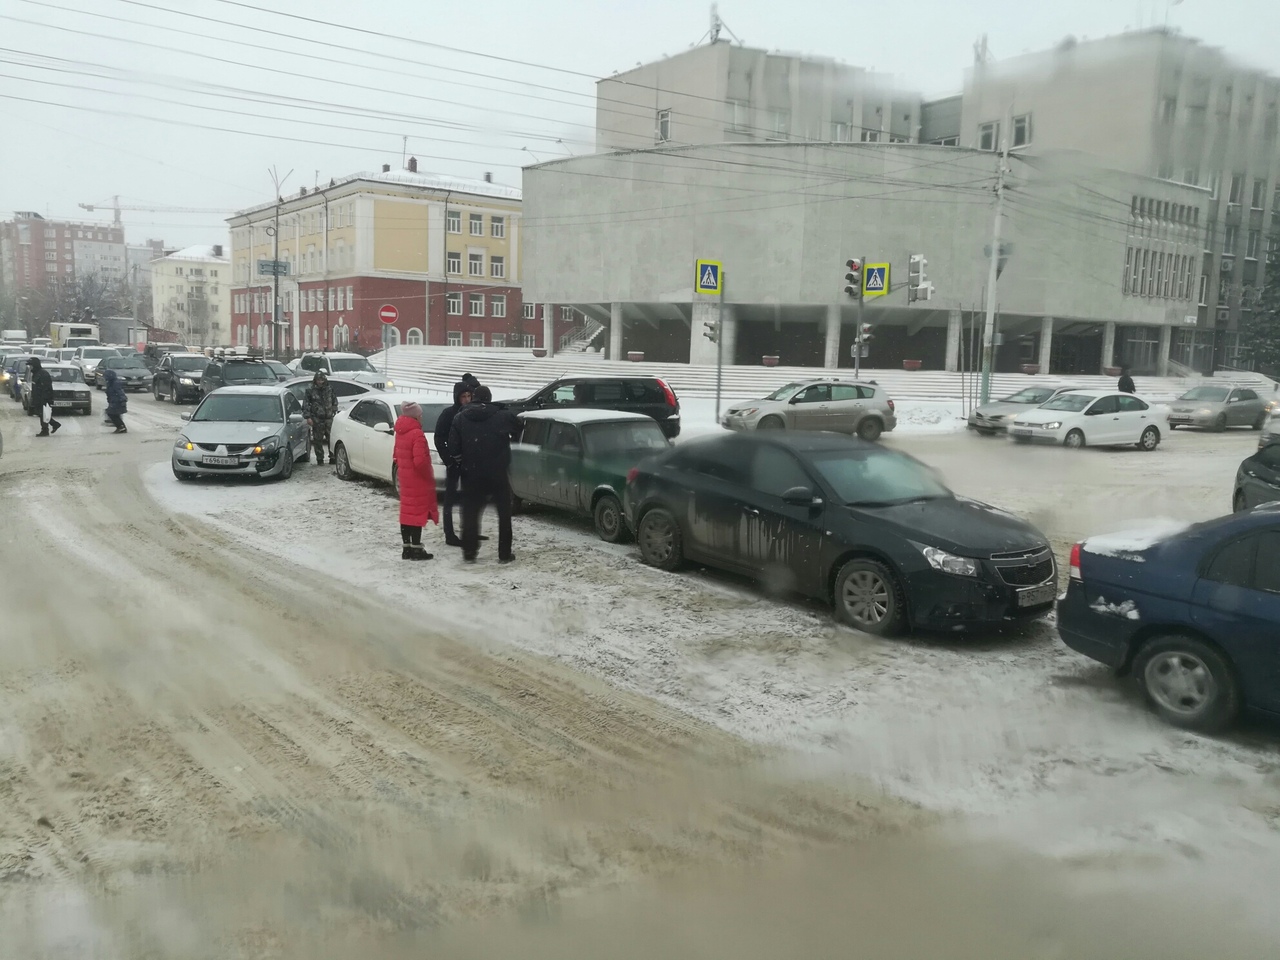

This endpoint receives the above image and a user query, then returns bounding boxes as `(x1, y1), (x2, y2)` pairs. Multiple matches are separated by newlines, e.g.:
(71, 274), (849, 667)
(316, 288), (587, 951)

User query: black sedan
(623, 432), (1056, 635)
(1233, 444), (1280, 512)
(94, 354), (154, 392)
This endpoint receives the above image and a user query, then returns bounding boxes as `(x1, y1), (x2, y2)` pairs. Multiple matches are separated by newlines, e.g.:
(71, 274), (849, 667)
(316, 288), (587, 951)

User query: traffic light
(857, 322), (874, 342)
(908, 254), (934, 302)
(702, 319), (719, 343)
(844, 258), (863, 300)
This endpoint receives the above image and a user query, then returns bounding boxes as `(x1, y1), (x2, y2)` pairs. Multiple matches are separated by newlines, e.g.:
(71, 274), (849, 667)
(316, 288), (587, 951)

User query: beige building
(151, 245), (231, 345)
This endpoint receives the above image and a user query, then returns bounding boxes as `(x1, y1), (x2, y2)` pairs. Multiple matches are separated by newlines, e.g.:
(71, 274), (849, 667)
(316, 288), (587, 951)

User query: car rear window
(582, 420), (668, 457)
(626, 380), (666, 404)
(223, 362), (276, 383)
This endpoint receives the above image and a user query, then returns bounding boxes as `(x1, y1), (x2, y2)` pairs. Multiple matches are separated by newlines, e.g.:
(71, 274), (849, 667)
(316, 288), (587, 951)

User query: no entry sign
(378, 304), (399, 324)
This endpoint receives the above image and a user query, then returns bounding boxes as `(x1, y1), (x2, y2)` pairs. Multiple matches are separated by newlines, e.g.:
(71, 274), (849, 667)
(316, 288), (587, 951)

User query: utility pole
(267, 166), (293, 360)
(715, 269), (726, 422)
(979, 111), (1010, 405)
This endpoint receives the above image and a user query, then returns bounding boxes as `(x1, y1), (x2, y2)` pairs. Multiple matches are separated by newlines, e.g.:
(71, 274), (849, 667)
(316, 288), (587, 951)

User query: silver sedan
(967, 384), (1081, 434)
(172, 386), (311, 481)
(1166, 385), (1269, 432)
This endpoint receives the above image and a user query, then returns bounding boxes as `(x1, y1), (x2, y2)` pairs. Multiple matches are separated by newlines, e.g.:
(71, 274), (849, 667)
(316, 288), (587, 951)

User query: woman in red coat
(393, 401), (439, 560)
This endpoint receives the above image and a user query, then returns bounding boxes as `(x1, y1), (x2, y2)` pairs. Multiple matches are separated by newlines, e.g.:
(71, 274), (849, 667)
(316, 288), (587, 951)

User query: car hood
(114, 368), (151, 379)
(181, 420), (286, 444)
(1171, 400), (1225, 413)
(345, 371), (386, 386)
(847, 495), (1047, 557)
(972, 400), (1031, 419)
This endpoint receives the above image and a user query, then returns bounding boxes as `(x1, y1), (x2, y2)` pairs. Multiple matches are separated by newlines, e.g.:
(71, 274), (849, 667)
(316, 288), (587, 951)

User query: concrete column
(543, 303), (555, 356)
(720, 304), (738, 366)
(1038, 316), (1054, 374)
(689, 300), (720, 366)
(823, 303), (842, 369)
(1101, 321), (1117, 372)
(1157, 325), (1172, 376)
(609, 302), (624, 361)
(945, 309), (962, 372)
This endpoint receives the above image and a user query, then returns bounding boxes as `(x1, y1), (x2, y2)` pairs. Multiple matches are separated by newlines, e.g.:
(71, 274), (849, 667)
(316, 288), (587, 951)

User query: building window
(1198, 274), (1208, 305)
(1229, 174), (1244, 205)
(860, 130), (881, 143)
(978, 121), (999, 151)
(491, 334), (506, 348)
(469, 333), (485, 348)
(1161, 97), (1177, 123)
(1252, 178), (1267, 210)
(491, 294), (506, 318)
(1123, 247), (1133, 295)
(1224, 224), (1239, 254)
(490, 256), (505, 279)
(328, 288), (336, 311)
(447, 251), (461, 275)
(727, 99), (750, 134)
(523, 303), (536, 320)
(469, 293), (484, 317)
(1247, 229), (1261, 259)
(765, 110), (789, 139)
(888, 135), (908, 143)
(469, 213), (484, 236)
(447, 330), (462, 346)
(468, 253), (483, 277)
(1156, 163), (1175, 180)
(831, 121), (851, 142)
(490, 216), (505, 239)
(657, 108), (671, 142)
(523, 334), (536, 348)
(346, 285), (353, 310)
(560, 306), (573, 321)
(932, 136), (960, 146)
(406, 328), (423, 345)
(446, 210), (461, 233)
(446, 292), (462, 315)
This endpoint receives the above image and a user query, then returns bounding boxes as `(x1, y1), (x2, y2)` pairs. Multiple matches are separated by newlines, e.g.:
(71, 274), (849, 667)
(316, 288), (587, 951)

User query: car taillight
(656, 378), (677, 408)
(1069, 543), (1082, 581)
(887, 398), (895, 413)
(626, 467), (640, 485)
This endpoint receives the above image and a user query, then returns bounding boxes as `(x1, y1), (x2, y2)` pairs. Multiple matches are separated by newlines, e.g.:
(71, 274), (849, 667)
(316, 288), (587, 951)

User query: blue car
(3, 354), (33, 402)
(1058, 509), (1280, 732)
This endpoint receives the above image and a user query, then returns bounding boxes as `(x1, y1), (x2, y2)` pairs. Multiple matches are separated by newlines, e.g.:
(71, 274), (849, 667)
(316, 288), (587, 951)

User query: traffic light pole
(854, 296), (864, 380)
(715, 270), (725, 423)
(979, 115), (1010, 405)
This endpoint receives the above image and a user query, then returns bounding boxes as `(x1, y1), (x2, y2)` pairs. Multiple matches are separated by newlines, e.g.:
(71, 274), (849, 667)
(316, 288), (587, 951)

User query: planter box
(531, 348), (547, 358)
(1020, 363), (1041, 375)
(1103, 366), (1123, 377)
(762, 355), (780, 367)
(902, 359), (923, 371)
(627, 351), (645, 362)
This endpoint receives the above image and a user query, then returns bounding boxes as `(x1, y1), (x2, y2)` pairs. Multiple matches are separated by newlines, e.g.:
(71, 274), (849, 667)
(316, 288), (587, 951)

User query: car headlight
(385, 379), (395, 388)
(253, 438), (279, 455)
(1042, 421), (1062, 430)
(1197, 408), (1213, 416)
(179, 377), (194, 385)
(739, 407), (759, 417)
(920, 545), (979, 577)
(176, 435), (194, 451)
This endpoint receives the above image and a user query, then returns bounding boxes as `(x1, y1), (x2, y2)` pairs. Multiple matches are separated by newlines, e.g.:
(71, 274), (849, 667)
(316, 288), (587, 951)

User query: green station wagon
(511, 409), (672, 542)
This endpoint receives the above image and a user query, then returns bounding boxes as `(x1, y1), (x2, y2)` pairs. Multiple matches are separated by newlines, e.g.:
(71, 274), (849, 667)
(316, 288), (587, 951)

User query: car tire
(1138, 425), (1160, 451)
(153, 381), (162, 401)
(173, 466), (194, 482)
(333, 443), (354, 480)
(758, 416), (784, 430)
(1232, 490), (1247, 513)
(512, 495), (527, 514)
(975, 428), (996, 437)
(1063, 429), (1086, 449)
(1214, 414), (1227, 433)
(833, 558), (906, 636)
(1253, 412), (1266, 431)
(856, 418), (883, 442)
(636, 508), (684, 571)
(1134, 634), (1241, 733)
(171, 385), (180, 405)
(593, 494), (628, 543)
(277, 448), (294, 481)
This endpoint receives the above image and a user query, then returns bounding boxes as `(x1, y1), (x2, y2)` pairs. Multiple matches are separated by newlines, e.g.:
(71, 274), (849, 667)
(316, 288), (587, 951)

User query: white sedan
(329, 391), (451, 493)
(1008, 390), (1163, 451)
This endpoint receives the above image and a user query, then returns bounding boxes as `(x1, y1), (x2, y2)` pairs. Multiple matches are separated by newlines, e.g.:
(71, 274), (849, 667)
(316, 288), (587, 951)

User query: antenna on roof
(700, 4), (742, 46)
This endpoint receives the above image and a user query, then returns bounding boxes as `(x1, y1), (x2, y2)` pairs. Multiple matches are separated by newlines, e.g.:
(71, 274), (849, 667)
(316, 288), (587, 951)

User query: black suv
(153, 353), (210, 403)
(200, 355), (278, 396)
(498, 375), (681, 438)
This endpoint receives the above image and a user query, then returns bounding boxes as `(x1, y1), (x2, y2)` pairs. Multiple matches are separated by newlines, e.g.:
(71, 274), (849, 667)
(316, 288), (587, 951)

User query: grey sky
(1, 0), (1274, 249)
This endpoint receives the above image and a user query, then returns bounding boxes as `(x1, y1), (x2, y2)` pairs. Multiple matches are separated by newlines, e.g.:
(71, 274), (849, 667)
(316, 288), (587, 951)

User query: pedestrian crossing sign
(695, 259), (723, 295)
(863, 263), (889, 298)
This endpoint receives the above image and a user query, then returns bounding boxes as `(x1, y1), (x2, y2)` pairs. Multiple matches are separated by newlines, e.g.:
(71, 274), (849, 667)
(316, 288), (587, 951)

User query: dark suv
(153, 353), (211, 403)
(200, 356), (278, 395)
(498, 375), (681, 438)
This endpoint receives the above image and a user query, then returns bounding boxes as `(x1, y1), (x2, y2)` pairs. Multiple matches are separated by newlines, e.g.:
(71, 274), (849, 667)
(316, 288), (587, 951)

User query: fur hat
(401, 400), (422, 419)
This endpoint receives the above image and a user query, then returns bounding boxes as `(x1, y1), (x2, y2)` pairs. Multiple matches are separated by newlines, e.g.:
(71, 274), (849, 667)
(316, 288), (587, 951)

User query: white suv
(290, 352), (391, 389)
(72, 345), (122, 383)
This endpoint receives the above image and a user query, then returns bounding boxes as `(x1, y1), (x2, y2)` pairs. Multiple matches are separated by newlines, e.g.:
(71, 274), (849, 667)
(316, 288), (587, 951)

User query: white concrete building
(151, 244), (231, 345)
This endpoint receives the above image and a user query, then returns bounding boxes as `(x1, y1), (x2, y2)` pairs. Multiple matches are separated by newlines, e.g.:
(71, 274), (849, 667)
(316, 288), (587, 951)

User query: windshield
(329, 357), (377, 373)
(48, 367), (82, 382)
(582, 420), (669, 457)
(192, 394), (283, 423)
(82, 348), (119, 360)
(810, 448), (952, 506)
(223, 363), (276, 383)
(1179, 387), (1229, 402)
(1040, 394), (1095, 413)
(763, 382), (805, 401)
(58, 350), (76, 360)
(172, 356), (207, 371)
(1002, 387), (1056, 404)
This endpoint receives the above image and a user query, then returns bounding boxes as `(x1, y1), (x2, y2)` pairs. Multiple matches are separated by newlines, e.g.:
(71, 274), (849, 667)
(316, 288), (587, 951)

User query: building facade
(151, 245), (231, 345)
(0, 213), (125, 294)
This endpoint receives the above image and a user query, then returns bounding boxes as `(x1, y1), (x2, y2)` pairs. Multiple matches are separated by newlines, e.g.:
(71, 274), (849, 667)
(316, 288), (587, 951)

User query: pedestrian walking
(448, 385), (520, 564)
(434, 380), (474, 547)
(28, 358), (60, 438)
(393, 401), (438, 560)
(1117, 366), (1136, 394)
(303, 371), (339, 465)
(103, 368), (128, 434)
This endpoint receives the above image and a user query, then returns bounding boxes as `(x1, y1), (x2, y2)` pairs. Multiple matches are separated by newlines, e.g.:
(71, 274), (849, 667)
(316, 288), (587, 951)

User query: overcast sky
(2, 0), (1275, 249)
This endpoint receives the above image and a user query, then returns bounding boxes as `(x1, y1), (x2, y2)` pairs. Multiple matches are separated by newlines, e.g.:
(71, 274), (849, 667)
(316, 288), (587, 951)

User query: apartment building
(151, 245), (231, 345)
(0, 213), (125, 293)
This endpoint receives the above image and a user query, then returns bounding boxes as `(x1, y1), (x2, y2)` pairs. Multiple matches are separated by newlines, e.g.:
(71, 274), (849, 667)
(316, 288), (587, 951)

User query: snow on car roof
(1082, 518), (1193, 560)
(520, 409), (654, 424)
(305, 352), (364, 359)
(208, 385), (290, 395)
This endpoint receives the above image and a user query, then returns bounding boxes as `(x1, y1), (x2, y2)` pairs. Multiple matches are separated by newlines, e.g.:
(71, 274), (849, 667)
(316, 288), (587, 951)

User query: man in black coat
(434, 380), (473, 547)
(448, 385), (521, 563)
(28, 358), (60, 437)
(1117, 366), (1136, 395)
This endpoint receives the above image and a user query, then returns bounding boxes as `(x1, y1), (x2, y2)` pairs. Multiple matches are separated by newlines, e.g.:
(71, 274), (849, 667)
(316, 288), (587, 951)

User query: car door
(1082, 394), (1123, 443)
(825, 384), (865, 433)
(1231, 388), (1262, 427)
(540, 421), (585, 509)
(737, 443), (827, 594)
(362, 399), (397, 482)
(1115, 394), (1153, 441)
(675, 437), (754, 572)
(581, 380), (626, 415)
(1241, 445), (1280, 509)
(787, 383), (832, 430)
(283, 393), (306, 457)
(343, 400), (379, 475)
(510, 417), (548, 503)
(1191, 526), (1280, 712)
(156, 356), (171, 394)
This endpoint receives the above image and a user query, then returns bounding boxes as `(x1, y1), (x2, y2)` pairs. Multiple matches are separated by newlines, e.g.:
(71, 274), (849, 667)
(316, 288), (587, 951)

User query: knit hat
(401, 401), (422, 419)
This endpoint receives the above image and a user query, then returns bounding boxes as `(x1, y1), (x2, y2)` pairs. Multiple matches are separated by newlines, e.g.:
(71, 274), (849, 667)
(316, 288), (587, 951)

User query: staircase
(557, 319), (606, 354)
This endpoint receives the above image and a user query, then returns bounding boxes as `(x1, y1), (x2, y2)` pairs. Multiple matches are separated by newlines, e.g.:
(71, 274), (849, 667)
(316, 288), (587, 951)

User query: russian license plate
(1010, 427), (1032, 437)
(202, 456), (238, 466)
(1017, 582), (1056, 607)
(52, 401), (72, 408)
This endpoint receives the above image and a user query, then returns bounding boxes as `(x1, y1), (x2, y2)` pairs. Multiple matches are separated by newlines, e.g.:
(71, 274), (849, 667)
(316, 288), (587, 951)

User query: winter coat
(29, 363), (53, 409)
(1117, 375), (1136, 395)
(104, 369), (127, 413)
(433, 380), (471, 464)
(302, 382), (338, 421)
(447, 402), (521, 485)
(393, 414), (439, 527)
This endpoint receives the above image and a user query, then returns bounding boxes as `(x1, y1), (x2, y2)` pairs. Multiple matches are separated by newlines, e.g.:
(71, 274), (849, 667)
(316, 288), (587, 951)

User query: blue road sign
(863, 264), (888, 297)
(695, 259), (723, 295)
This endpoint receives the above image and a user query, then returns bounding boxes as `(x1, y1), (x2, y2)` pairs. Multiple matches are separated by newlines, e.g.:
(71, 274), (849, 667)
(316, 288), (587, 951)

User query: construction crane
(78, 195), (234, 225)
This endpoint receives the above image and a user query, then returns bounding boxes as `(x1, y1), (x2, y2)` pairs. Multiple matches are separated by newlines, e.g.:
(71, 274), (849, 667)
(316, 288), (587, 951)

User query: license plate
(202, 456), (238, 466)
(1010, 428), (1032, 437)
(52, 401), (73, 408)
(1017, 582), (1056, 607)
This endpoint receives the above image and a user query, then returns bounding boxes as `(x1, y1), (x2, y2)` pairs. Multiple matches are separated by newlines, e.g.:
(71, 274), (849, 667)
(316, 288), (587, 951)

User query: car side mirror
(180, 413), (190, 421)
(788, 396), (801, 404)
(782, 485), (820, 506)
(374, 422), (393, 434)
(288, 413), (304, 423)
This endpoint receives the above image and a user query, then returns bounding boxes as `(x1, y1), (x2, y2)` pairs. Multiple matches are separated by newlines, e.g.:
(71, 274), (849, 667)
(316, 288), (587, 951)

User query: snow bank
(1089, 596), (1141, 620)
(1082, 518), (1192, 560)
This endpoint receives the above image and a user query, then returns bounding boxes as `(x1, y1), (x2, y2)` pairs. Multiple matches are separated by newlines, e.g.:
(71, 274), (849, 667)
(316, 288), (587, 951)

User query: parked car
(55, 348), (77, 363)
(1233, 444), (1280, 512)
(71, 345), (121, 383)
(200, 355), (278, 395)
(624, 432), (1057, 635)
(281, 375), (376, 409)
(497, 374), (682, 439)
(172, 386), (309, 482)
(1058, 510), (1280, 732)
(3, 355), (34, 401)
(511, 409), (671, 542)
(330, 392), (450, 493)
(152, 353), (209, 403)
(1166, 385), (1268, 432)
(720, 378), (896, 442)
(93, 354), (153, 392)
(967, 384), (1082, 435)
(21, 363), (92, 416)
(291, 352), (392, 389)
(264, 359), (292, 382)
(1008, 390), (1162, 450)
(143, 342), (192, 372)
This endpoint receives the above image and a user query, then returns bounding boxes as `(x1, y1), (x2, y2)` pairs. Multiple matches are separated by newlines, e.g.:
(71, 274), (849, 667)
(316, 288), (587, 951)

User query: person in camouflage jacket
(302, 371), (339, 465)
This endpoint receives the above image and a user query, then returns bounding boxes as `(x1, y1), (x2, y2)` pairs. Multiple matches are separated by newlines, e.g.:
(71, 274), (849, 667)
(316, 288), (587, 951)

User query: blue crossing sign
(695, 259), (723, 295)
(862, 263), (889, 298)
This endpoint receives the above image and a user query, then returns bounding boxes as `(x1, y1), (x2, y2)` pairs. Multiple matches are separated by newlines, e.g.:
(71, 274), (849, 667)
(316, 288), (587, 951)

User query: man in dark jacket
(302, 371), (339, 464)
(434, 380), (473, 547)
(1117, 366), (1136, 394)
(103, 368), (128, 434)
(448, 385), (521, 563)
(28, 358), (60, 437)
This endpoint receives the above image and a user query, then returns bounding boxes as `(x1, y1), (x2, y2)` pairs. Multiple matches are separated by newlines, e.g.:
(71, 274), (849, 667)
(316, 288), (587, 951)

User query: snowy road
(2, 392), (1279, 955)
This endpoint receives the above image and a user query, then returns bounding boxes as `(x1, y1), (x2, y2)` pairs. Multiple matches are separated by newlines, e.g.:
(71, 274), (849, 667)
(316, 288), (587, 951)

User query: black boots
(401, 543), (433, 561)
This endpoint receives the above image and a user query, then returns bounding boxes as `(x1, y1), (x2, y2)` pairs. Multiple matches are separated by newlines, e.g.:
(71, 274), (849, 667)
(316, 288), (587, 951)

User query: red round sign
(378, 304), (399, 324)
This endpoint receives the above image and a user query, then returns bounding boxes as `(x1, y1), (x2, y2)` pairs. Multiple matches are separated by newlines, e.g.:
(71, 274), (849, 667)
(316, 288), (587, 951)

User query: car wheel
(277, 448), (294, 481)
(637, 508), (684, 571)
(1063, 429), (1085, 449)
(975, 428), (996, 437)
(1232, 490), (1247, 513)
(1253, 412), (1267, 431)
(173, 465), (194, 482)
(833, 558), (905, 636)
(1214, 414), (1227, 433)
(153, 381), (162, 401)
(512, 494), (528, 514)
(1138, 425), (1160, 451)
(758, 415), (784, 430)
(171, 385), (180, 405)
(1134, 634), (1240, 732)
(333, 443), (353, 479)
(593, 494), (628, 543)
(856, 418), (883, 442)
